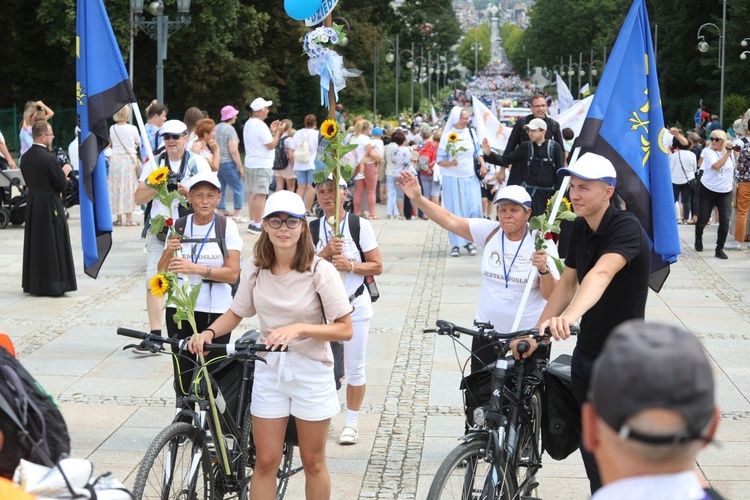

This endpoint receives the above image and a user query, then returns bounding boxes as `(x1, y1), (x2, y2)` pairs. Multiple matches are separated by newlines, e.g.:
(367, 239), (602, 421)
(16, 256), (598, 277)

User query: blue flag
(576, 0), (680, 292)
(76, 0), (135, 278)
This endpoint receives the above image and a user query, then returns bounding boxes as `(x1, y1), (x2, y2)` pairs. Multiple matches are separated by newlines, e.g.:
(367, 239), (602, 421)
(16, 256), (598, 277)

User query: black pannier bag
(542, 354), (581, 460)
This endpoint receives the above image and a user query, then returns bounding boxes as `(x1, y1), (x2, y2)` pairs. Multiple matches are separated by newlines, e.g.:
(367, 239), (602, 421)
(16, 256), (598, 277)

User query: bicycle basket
(542, 354), (581, 460)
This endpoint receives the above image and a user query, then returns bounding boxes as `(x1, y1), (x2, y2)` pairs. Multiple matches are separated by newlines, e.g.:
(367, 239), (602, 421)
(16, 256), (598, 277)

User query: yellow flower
(546, 196), (573, 214)
(321, 119), (338, 139)
(149, 273), (171, 298)
(447, 132), (459, 143)
(147, 166), (170, 186)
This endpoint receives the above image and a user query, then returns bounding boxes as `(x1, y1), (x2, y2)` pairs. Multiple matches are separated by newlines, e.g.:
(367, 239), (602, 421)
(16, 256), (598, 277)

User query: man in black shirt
(515, 153), (650, 494)
(481, 118), (565, 216)
(504, 94), (564, 167)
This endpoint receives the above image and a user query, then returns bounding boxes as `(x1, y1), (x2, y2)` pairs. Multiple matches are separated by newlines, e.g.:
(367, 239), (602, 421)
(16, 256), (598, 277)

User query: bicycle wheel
(427, 439), (516, 500)
(239, 407), (255, 482)
(515, 390), (542, 497)
(275, 441), (294, 500)
(133, 422), (212, 500)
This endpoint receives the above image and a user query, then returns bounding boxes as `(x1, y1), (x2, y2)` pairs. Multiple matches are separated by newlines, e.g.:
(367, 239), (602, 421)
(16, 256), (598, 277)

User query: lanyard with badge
(501, 228), (527, 288)
(189, 214), (216, 264)
(323, 215), (347, 246)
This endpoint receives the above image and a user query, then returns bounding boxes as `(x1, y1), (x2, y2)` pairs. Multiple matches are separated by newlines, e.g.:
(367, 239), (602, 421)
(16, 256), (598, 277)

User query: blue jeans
(217, 161), (244, 212)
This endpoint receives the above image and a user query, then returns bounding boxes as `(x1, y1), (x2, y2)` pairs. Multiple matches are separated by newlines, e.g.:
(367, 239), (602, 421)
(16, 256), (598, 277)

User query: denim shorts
(295, 169), (314, 185)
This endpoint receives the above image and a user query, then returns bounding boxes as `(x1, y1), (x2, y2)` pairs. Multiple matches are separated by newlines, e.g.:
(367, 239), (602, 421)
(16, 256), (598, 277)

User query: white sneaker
(354, 173), (365, 181)
(725, 240), (743, 250)
(338, 426), (358, 445)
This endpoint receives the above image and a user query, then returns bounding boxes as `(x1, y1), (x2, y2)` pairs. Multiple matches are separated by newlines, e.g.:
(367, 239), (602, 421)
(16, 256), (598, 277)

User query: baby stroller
(56, 148), (79, 211)
(0, 169), (26, 229)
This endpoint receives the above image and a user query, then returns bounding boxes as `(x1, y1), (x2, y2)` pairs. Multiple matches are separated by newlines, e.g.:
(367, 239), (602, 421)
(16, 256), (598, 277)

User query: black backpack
(0, 346), (71, 478)
(272, 135), (289, 171)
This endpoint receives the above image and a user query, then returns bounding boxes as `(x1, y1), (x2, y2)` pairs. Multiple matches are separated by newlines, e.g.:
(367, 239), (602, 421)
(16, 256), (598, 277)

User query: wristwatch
(539, 266), (550, 275)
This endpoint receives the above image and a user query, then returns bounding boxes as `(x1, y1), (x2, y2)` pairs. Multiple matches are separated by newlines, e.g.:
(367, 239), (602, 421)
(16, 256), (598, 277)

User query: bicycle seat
(237, 329), (260, 345)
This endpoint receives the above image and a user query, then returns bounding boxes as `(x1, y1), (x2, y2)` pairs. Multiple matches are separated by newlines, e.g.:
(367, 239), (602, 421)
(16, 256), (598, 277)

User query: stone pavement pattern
(1, 206), (749, 499)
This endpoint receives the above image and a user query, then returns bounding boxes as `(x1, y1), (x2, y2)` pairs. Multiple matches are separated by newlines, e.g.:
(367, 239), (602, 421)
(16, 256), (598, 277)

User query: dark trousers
(571, 347), (602, 495)
(672, 182), (695, 221)
(166, 309), (229, 402)
(695, 184), (732, 250)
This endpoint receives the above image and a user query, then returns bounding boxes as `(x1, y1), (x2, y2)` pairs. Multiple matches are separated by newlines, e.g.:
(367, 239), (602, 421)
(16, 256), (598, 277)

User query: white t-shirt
(243, 117), (274, 169)
(469, 219), (560, 333)
(349, 134), (372, 164)
(139, 152), (211, 219)
(669, 150), (697, 184)
(67, 137), (79, 171)
(291, 128), (319, 171)
(437, 127), (479, 178)
(371, 138), (385, 161)
(167, 214), (243, 313)
(313, 214), (377, 321)
(700, 147), (735, 193)
(384, 143), (398, 176)
(391, 145), (412, 176)
(109, 123), (140, 156)
(0, 132), (6, 160)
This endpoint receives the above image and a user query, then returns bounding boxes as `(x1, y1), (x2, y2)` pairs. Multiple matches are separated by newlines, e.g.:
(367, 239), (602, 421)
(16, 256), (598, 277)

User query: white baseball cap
(160, 119), (188, 136)
(493, 185), (532, 206)
(188, 171), (221, 191)
(314, 173), (347, 188)
(524, 118), (548, 131)
(262, 190), (306, 219)
(558, 153), (617, 187)
(250, 97), (273, 111)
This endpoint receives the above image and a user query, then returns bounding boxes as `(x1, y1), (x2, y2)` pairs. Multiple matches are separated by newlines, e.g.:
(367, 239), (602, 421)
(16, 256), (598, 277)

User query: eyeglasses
(162, 133), (185, 141)
(265, 216), (301, 229)
(709, 137), (723, 142)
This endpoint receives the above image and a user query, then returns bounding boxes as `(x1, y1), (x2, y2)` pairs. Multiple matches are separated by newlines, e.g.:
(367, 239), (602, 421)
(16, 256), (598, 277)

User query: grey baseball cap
(589, 320), (715, 444)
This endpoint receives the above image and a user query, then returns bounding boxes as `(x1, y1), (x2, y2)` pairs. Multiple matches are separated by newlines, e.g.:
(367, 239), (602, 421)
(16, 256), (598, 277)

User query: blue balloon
(284, 0), (323, 21)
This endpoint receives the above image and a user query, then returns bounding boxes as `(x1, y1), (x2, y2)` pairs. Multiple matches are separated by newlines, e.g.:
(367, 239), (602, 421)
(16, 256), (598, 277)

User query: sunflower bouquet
(145, 166), (189, 245)
(529, 190), (577, 274)
(444, 131), (467, 158)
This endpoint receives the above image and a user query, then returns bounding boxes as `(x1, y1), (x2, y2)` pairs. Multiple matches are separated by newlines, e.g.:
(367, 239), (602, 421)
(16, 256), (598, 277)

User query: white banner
(556, 73), (574, 113)
(472, 96), (510, 153)
(556, 95), (593, 138)
(431, 105), (439, 124)
(305, 0), (340, 26)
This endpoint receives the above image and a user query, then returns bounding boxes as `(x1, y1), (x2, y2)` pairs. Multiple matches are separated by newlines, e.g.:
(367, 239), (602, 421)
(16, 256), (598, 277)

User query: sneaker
(715, 249), (728, 260)
(354, 173), (365, 181)
(338, 426), (359, 445)
(724, 240), (742, 250)
(133, 209), (144, 216)
(247, 222), (262, 234)
(232, 215), (248, 223)
(464, 243), (477, 256)
(132, 341), (159, 355)
(450, 246), (460, 257)
(694, 239), (703, 252)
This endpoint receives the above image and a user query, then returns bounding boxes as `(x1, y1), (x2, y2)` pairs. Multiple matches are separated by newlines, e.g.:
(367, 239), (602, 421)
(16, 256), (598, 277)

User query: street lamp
(742, 51), (750, 60)
(696, 0), (726, 126)
(470, 38), (483, 77)
(130, 0), (191, 105)
(378, 37), (399, 119)
(413, 54), (428, 111)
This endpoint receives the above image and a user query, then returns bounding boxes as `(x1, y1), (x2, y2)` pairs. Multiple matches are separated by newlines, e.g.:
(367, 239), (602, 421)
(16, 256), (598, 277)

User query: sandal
(125, 220), (140, 226)
(368, 213), (380, 220)
(113, 220), (122, 226)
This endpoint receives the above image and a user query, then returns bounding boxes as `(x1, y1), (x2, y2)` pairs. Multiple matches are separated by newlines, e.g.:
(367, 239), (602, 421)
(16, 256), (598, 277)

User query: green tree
(458, 24), (491, 76)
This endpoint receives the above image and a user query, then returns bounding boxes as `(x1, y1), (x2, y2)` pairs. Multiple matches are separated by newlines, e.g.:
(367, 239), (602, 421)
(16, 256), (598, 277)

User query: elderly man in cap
(583, 320), (723, 500)
(215, 105), (246, 222)
(481, 117), (565, 216)
(515, 153), (651, 492)
(133, 119), (211, 353)
(243, 97), (287, 234)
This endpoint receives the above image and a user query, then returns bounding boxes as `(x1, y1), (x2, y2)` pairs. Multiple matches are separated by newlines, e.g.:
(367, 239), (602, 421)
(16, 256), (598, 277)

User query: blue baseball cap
(372, 127), (383, 136)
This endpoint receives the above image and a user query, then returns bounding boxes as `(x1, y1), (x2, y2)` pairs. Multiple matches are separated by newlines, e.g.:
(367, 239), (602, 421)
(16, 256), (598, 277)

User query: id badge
(497, 288), (514, 300)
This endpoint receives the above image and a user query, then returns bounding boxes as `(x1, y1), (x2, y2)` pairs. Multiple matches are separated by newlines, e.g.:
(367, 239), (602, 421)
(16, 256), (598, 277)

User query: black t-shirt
(564, 205), (650, 356)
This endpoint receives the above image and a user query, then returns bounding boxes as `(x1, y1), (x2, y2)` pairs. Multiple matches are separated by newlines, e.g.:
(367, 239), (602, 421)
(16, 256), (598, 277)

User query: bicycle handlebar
(425, 319), (580, 342)
(117, 327), (273, 355)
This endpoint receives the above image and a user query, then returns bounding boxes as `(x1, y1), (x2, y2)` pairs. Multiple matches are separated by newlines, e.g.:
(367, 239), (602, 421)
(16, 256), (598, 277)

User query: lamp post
(471, 38), (483, 76)
(413, 54), (428, 112)
(392, 41), (414, 118)
(696, 0), (726, 126)
(587, 49), (604, 88)
(567, 63), (581, 96)
(130, 0), (191, 105)
(567, 54), (574, 92)
(742, 38), (750, 60)
(381, 37), (399, 119)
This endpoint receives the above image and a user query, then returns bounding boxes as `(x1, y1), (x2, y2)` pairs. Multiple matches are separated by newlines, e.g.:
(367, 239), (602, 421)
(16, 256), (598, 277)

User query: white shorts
(145, 232), (165, 288)
(251, 350), (339, 421)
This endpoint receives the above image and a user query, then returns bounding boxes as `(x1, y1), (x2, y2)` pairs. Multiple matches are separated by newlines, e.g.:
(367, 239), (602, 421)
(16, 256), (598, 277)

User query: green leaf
(551, 256), (565, 275)
(341, 164), (354, 180)
(188, 281), (202, 309)
(557, 211), (577, 222)
(312, 170), (328, 184)
(528, 215), (546, 231)
(150, 216), (166, 236)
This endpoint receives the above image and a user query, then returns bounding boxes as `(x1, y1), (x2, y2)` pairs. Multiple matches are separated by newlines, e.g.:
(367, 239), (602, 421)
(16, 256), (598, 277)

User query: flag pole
(132, 102), (156, 166)
(324, 13), (342, 225)
(510, 146), (580, 332)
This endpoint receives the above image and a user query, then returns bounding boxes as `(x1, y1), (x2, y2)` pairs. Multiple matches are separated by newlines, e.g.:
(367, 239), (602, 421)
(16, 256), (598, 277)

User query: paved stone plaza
(1, 205), (749, 499)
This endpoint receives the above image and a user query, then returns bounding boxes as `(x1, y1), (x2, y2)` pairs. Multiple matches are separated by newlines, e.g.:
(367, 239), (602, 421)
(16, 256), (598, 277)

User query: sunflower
(149, 273), (172, 298)
(447, 131), (459, 143)
(546, 196), (573, 214)
(147, 166), (171, 186)
(321, 119), (338, 139)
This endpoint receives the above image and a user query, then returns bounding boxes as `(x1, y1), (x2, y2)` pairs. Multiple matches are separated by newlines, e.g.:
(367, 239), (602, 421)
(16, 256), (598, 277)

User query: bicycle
(117, 327), (302, 500)
(425, 320), (579, 500)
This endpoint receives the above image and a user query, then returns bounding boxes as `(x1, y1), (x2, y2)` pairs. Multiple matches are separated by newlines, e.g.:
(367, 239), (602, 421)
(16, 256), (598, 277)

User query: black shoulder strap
(173, 214), (229, 257)
(174, 214), (189, 235)
(348, 214), (366, 262)
(527, 141), (533, 167)
(310, 218), (321, 248)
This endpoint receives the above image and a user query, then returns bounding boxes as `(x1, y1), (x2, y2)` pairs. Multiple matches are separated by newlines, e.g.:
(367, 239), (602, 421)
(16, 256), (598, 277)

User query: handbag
(114, 126), (142, 177)
(468, 127), (485, 181)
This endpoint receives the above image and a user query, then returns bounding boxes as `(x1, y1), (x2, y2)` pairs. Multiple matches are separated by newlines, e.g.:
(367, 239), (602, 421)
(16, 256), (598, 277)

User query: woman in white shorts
(190, 190), (353, 499)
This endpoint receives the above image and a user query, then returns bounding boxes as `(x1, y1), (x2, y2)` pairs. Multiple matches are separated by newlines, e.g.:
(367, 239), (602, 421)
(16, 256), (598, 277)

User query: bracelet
(205, 266), (212, 279)
(205, 328), (216, 340)
(539, 266), (550, 275)
(349, 262), (355, 274)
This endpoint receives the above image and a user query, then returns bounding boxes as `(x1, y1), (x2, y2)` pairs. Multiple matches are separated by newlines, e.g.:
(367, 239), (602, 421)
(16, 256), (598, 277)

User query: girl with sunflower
(436, 106), (487, 257)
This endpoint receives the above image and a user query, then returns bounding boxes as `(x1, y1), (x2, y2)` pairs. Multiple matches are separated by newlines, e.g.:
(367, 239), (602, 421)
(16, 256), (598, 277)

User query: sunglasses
(709, 137), (723, 142)
(265, 216), (301, 229)
(162, 133), (185, 141)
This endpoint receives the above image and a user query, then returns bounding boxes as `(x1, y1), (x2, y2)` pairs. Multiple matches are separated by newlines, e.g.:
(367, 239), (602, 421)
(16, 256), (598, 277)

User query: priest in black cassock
(20, 120), (77, 296)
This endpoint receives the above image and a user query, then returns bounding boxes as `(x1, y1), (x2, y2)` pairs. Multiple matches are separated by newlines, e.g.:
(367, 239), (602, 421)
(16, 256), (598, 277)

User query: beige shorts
(246, 168), (273, 195)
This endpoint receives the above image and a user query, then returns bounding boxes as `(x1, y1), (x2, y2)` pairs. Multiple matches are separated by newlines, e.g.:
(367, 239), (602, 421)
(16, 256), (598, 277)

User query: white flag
(430, 105), (439, 124)
(490, 98), (498, 119)
(579, 83), (590, 96)
(471, 96), (510, 153)
(556, 73), (574, 113)
(556, 95), (593, 138)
